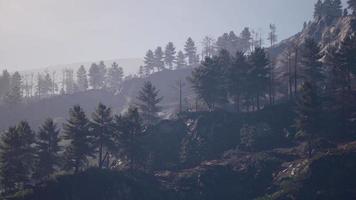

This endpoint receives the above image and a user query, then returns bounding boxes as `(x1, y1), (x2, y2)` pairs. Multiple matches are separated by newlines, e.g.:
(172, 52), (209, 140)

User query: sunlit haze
(0, 0), (346, 71)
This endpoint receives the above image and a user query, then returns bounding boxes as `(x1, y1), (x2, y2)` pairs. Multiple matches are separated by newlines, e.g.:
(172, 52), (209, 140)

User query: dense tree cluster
(314, 0), (343, 22)
(0, 61), (125, 105)
(190, 48), (269, 111)
(142, 38), (197, 76)
(0, 80), (164, 195)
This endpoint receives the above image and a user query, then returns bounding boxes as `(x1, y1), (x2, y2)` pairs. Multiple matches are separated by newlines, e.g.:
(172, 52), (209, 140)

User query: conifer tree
(184, 37), (198, 66)
(201, 36), (216, 58)
(176, 51), (187, 69)
(106, 62), (124, 92)
(89, 62), (106, 89)
(247, 48), (270, 110)
(144, 50), (155, 74)
(314, 0), (323, 18)
(190, 50), (230, 110)
(4, 72), (23, 105)
(295, 82), (321, 158)
(0, 70), (11, 99)
(164, 42), (177, 69)
(240, 27), (252, 52)
(227, 51), (249, 112)
(300, 38), (324, 90)
(349, 0), (356, 14)
(34, 118), (61, 180)
(113, 107), (143, 170)
(154, 47), (165, 71)
(77, 65), (88, 92)
(91, 103), (114, 168)
(136, 81), (163, 125)
(63, 69), (76, 94)
(0, 121), (35, 193)
(63, 105), (94, 173)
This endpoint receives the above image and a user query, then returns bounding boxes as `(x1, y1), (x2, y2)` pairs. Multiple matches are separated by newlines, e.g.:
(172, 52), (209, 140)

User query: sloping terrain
(0, 68), (193, 131)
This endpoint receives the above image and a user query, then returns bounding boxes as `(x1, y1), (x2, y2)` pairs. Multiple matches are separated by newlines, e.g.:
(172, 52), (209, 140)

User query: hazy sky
(0, 0), (347, 71)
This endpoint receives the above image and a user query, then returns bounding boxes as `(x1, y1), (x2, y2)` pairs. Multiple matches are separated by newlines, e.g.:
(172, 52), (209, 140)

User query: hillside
(273, 15), (356, 66)
(0, 68), (193, 131)
(12, 107), (356, 200)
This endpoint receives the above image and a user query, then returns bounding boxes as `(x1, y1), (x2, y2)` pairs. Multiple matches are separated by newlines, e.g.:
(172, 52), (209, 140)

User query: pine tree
(4, 72), (23, 105)
(227, 51), (249, 112)
(340, 34), (356, 77)
(91, 103), (114, 168)
(144, 50), (155, 74)
(77, 65), (88, 92)
(63, 105), (94, 173)
(34, 118), (61, 180)
(37, 72), (53, 97)
(64, 69), (76, 94)
(0, 70), (11, 99)
(164, 42), (177, 69)
(300, 38), (324, 90)
(295, 82), (321, 158)
(216, 31), (241, 55)
(184, 37), (198, 66)
(349, 0), (356, 14)
(176, 51), (187, 69)
(89, 62), (106, 89)
(136, 81), (163, 125)
(240, 27), (252, 52)
(0, 121), (35, 193)
(190, 50), (230, 110)
(201, 36), (216, 58)
(247, 48), (270, 110)
(106, 62), (124, 92)
(154, 47), (165, 71)
(331, 0), (343, 18)
(314, 0), (323, 18)
(113, 107), (143, 170)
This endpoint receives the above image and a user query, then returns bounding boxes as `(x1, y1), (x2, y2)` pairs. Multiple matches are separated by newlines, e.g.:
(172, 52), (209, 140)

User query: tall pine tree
(295, 82), (321, 158)
(136, 81), (163, 125)
(34, 118), (61, 180)
(113, 107), (143, 170)
(176, 51), (187, 69)
(164, 42), (177, 69)
(0, 121), (35, 193)
(106, 62), (124, 92)
(63, 105), (94, 173)
(144, 50), (155, 74)
(77, 65), (88, 92)
(154, 47), (165, 71)
(184, 37), (198, 66)
(300, 38), (324, 90)
(91, 103), (114, 169)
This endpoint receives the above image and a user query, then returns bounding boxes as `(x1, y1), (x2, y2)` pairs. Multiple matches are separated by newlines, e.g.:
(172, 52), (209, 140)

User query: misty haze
(0, 0), (356, 199)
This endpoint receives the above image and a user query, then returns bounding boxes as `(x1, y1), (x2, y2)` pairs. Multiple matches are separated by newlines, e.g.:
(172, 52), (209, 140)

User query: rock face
(272, 15), (356, 59)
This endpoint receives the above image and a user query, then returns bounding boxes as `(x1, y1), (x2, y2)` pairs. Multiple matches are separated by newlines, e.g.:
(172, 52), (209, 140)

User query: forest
(0, 0), (356, 200)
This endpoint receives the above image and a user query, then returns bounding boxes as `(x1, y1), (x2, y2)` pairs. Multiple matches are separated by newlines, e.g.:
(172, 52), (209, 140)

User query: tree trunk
(98, 143), (103, 168)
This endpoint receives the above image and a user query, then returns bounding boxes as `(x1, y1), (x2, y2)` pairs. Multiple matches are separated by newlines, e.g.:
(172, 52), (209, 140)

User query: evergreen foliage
(164, 42), (177, 69)
(34, 118), (61, 180)
(91, 103), (114, 168)
(136, 81), (163, 125)
(76, 65), (88, 92)
(63, 105), (94, 173)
